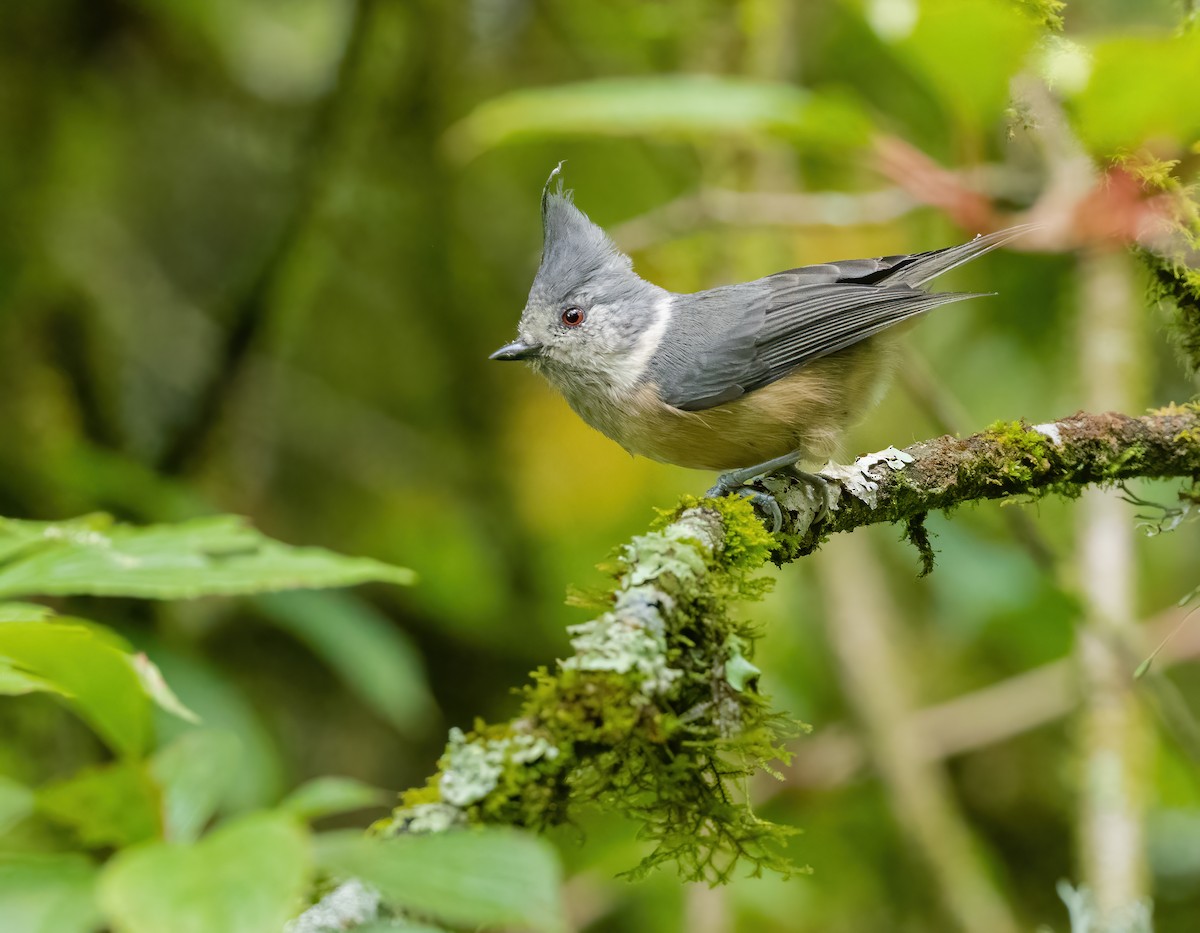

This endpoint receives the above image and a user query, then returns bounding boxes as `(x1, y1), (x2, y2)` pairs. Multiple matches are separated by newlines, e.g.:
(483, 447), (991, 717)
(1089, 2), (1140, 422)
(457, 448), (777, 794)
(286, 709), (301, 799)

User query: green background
(1, 0), (1199, 930)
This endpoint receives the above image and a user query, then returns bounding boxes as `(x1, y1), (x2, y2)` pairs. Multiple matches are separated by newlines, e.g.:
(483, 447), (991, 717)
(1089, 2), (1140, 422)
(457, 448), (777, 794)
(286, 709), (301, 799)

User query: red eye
(561, 307), (586, 327)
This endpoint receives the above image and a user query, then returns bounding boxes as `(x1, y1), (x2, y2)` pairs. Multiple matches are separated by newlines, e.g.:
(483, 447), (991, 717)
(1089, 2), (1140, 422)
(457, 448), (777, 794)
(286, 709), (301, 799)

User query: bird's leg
(706, 452), (805, 498)
(705, 451), (805, 534)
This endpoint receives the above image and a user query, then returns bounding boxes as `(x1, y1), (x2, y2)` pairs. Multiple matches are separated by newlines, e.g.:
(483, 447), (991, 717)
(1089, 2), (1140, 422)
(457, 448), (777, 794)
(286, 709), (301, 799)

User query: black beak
(489, 339), (543, 361)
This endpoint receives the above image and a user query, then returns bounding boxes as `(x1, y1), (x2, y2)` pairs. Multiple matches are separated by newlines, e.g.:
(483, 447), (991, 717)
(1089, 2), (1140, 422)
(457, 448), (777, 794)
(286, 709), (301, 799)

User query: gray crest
(530, 163), (635, 306)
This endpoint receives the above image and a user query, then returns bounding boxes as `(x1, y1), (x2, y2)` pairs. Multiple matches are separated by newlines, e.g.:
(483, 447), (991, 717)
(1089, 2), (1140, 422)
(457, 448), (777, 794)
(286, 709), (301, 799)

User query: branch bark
(366, 403), (1199, 887)
(770, 407), (1200, 564)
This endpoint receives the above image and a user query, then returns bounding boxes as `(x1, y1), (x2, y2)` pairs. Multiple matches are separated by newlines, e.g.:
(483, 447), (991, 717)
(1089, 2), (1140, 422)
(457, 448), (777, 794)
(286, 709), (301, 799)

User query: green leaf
(0, 664), (69, 696)
(0, 602), (55, 622)
(1071, 32), (1200, 154)
(443, 75), (871, 162)
(0, 853), (102, 933)
(98, 811), (311, 933)
(0, 621), (151, 756)
(316, 829), (565, 933)
(280, 776), (391, 823)
(36, 761), (162, 849)
(723, 640), (761, 692)
(0, 774), (34, 834)
(0, 514), (415, 600)
(256, 592), (437, 736)
(151, 730), (243, 843)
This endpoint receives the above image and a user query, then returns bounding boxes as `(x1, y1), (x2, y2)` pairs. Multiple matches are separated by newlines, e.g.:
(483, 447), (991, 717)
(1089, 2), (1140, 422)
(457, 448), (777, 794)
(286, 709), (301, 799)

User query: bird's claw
(705, 483), (783, 534)
(741, 488), (784, 534)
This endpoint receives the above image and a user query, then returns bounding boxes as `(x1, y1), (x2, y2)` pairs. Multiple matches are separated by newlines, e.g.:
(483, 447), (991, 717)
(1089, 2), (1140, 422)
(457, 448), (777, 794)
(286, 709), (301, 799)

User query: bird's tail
(882, 224), (1040, 289)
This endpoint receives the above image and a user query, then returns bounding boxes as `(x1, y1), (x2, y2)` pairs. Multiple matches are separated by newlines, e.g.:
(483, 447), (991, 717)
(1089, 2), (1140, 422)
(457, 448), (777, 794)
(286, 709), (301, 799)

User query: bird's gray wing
(651, 227), (1032, 412)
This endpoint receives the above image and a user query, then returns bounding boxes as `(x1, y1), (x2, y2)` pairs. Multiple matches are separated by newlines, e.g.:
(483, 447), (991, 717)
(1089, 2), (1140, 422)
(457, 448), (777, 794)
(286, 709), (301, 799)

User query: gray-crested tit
(492, 165), (1028, 513)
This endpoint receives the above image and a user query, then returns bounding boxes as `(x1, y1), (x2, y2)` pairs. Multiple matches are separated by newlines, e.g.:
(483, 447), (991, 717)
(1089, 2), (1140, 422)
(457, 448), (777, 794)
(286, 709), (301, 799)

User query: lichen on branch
(773, 406), (1200, 564)
(377, 497), (805, 883)
(378, 404), (1200, 881)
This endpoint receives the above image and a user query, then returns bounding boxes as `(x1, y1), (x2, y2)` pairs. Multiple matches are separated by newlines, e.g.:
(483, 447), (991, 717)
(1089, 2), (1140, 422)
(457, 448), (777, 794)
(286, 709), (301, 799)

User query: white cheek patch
(605, 294), (673, 395)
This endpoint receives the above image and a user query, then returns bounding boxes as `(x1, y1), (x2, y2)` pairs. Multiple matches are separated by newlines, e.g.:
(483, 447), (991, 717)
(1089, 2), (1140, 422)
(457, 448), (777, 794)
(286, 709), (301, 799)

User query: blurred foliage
(0, 0), (1199, 930)
(0, 511), (560, 930)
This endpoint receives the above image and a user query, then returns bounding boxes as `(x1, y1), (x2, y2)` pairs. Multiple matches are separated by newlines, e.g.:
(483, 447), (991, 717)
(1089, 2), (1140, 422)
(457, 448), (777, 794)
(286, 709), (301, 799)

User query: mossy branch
(773, 405), (1200, 562)
(375, 404), (1200, 883)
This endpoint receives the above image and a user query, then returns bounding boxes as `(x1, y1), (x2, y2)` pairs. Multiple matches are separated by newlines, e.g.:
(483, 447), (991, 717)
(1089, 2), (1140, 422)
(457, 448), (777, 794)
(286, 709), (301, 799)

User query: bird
(492, 165), (1028, 521)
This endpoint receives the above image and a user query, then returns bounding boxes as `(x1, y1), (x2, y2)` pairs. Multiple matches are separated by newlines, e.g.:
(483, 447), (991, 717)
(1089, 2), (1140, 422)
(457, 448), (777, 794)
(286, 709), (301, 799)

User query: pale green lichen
(562, 510), (726, 696)
(722, 636), (761, 692)
(402, 802), (464, 834)
(820, 446), (914, 508)
(382, 497), (800, 884)
(286, 879), (382, 933)
(625, 514), (719, 586)
(439, 727), (559, 807)
(562, 609), (681, 696)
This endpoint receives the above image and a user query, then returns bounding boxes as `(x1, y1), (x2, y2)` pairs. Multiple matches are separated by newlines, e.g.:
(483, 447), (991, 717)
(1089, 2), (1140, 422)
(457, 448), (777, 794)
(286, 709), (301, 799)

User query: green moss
(397, 781), (440, 808)
(904, 512), (936, 578)
(1142, 250), (1200, 377)
(1106, 442), (1150, 476)
(702, 494), (777, 568)
(526, 668), (661, 746)
(1012, 0), (1065, 29)
(981, 420), (1052, 485)
(383, 499), (799, 883)
(1121, 153), (1200, 377)
(1151, 402), (1200, 447)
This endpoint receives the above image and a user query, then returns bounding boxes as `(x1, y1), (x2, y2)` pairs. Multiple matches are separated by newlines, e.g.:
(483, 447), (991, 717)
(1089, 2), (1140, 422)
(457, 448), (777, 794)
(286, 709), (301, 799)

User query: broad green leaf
(0, 775), (34, 834)
(443, 75), (871, 162)
(0, 664), (68, 696)
(256, 592), (436, 736)
(0, 514), (414, 600)
(0, 853), (102, 933)
(316, 829), (565, 933)
(37, 761), (162, 849)
(891, 0), (1037, 130)
(1070, 32), (1200, 154)
(280, 776), (391, 823)
(0, 622), (151, 756)
(98, 811), (311, 933)
(151, 730), (242, 843)
(0, 602), (54, 622)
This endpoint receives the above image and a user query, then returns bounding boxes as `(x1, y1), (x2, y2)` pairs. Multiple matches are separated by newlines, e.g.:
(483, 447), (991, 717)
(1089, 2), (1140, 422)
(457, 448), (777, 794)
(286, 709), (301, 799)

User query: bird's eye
(561, 307), (586, 327)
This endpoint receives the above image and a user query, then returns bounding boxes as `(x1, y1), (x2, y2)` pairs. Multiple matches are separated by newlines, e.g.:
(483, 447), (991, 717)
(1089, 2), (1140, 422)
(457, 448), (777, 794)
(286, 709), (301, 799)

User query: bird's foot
(705, 452), (804, 534)
(729, 488), (784, 534)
